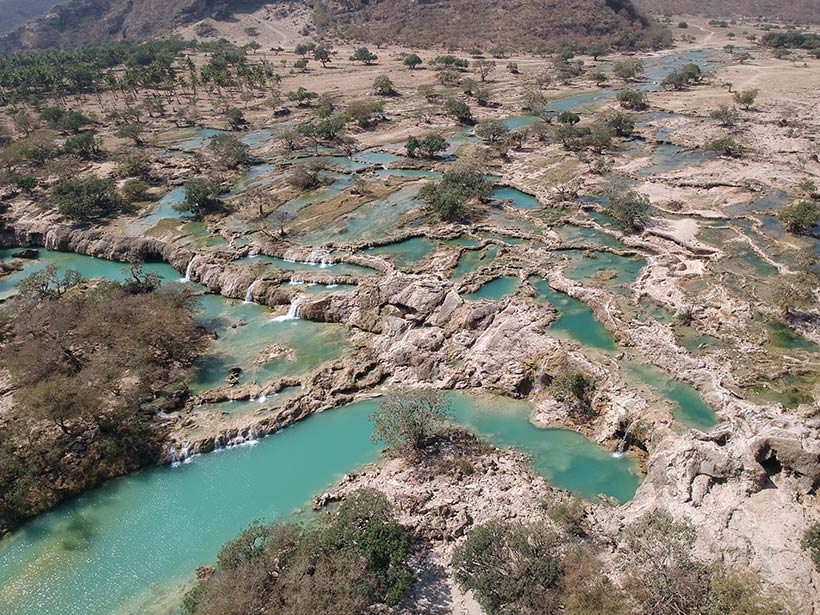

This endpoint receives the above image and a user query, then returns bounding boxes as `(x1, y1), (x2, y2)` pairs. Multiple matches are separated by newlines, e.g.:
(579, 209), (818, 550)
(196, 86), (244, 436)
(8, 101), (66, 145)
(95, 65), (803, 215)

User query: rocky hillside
(634, 0), (820, 22)
(0, 0), (669, 53)
(317, 0), (672, 50)
(0, 0), (280, 53)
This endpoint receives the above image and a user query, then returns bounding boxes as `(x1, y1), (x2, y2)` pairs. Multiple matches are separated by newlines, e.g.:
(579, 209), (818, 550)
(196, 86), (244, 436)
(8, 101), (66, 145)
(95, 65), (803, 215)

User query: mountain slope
(634, 0), (820, 23)
(317, 0), (671, 50)
(0, 0), (62, 34)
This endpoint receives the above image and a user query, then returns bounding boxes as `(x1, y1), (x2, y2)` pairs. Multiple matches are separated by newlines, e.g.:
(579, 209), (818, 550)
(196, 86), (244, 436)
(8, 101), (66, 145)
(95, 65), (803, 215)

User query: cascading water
(180, 257), (196, 283)
(270, 296), (302, 322)
(244, 280), (258, 304)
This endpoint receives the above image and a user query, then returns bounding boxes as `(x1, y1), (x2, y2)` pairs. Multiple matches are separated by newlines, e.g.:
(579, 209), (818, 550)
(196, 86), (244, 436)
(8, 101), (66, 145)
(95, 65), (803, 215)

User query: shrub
(373, 75), (397, 96)
(121, 178), (151, 203)
(453, 520), (563, 615)
(733, 88), (759, 110)
(405, 134), (448, 159)
(208, 134), (250, 169)
(444, 98), (473, 124)
(475, 119), (509, 143)
(403, 53), (422, 70)
(802, 523), (820, 571)
(778, 200), (820, 234)
(704, 135), (744, 158)
(604, 187), (651, 231)
(419, 166), (492, 221)
(617, 88), (648, 110)
(710, 104), (739, 127)
(344, 99), (384, 128)
(613, 59), (645, 81)
(350, 47), (378, 64)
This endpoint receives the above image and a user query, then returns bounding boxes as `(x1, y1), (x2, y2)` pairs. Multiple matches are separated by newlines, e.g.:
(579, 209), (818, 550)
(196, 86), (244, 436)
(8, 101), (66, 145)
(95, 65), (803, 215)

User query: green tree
(223, 107), (246, 130)
(176, 179), (223, 217)
(473, 59), (496, 82)
(121, 178), (151, 203)
(419, 166), (492, 221)
(444, 98), (473, 124)
(53, 177), (121, 220)
(15, 264), (82, 304)
(208, 134), (250, 169)
(62, 132), (101, 160)
(475, 119), (509, 143)
(617, 88), (648, 111)
(406, 134), (448, 159)
(350, 47), (378, 64)
(287, 87), (319, 107)
(733, 88), (759, 110)
(601, 111), (635, 137)
(313, 45), (331, 67)
(403, 53), (422, 70)
(613, 59), (644, 81)
(370, 389), (452, 452)
(116, 122), (145, 146)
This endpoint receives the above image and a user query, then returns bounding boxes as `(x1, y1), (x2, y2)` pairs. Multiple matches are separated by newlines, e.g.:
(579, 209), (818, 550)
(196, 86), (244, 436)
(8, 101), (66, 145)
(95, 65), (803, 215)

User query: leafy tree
(771, 274), (816, 315)
(345, 99), (383, 128)
(116, 122), (145, 146)
(588, 44), (609, 61)
(293, 58), (309, 72)
(40, 107), (87, 133)
(431, 55), (469, 69)
(208, 134), (250, 169)
(350, 47), (378, 64)
(294, 42), (316, 57)
(15, 264), (82, 304)
(444, 98), (473, 124)
(419, 166), (492, 221)
(176, 179), (223, 217)
(604, 187), (651, 231)
(473, 59), (496, 82)
(403, 53), (422, 70)
(121, 178), (151, 203)
(453, 520), (563, 615)
(591, 70), (608, 86)
(617, 88), (648, 110)
(475, 119), (510, 143)
(733, 88), (759, 110)
(406, 134), (447, 159)
(662, 63), (703, 90)
(287, 87), (319, 107)
(778, 200), (820, 234)
(601, 111), (635, 137)
(557, 110), (581, 125)
(710, 104), (739, 127)
(53, 177), (121, 220)
(507, 62), (520, 74)
(313, 45), (331, 67)
(550, 369), (594, 421)
(286, 159), (326, 190)
(62, 132), (101, 160)
(372, 75), (397, 96)
(370, 389), (452, 452)
(223, 107), (247, 130)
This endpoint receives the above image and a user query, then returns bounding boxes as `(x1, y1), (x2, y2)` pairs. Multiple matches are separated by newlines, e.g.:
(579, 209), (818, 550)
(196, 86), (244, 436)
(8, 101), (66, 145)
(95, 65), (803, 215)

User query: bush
(185, 489), (414, 615)
(604, 187), (651, 231)
(345, 99), (384, 128)
(550, 369), (594, 420)
(419, 166), (492, 221)
(370, 389), (452, 452)
(613, 59), (644, 81)
(403, 53), (422, 70)
(778, 200), (820, 234)
(475, 119), (509, 143)
(208, 134), (250, 169)
(733, 88), (759, 110)
(373, 74), (397, 96)
(710, 104), (739, 127)
(350, 47), (378, 64)
(802, 523), (820, 571)
(704, 135), (744, 158)
(53, 177), (121, 220)
(453, 520), (563, 615)
(601, 111), (635, 137)
(444, 98), (473, 124)
(121, 178), (151, 203)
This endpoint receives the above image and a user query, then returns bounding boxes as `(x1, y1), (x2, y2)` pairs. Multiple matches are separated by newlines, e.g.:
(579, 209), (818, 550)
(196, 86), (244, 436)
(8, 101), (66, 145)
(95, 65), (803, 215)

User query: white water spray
(180, 257), (196, 283)
(244, 280), (258, 304)
(271, 296), (302, 322)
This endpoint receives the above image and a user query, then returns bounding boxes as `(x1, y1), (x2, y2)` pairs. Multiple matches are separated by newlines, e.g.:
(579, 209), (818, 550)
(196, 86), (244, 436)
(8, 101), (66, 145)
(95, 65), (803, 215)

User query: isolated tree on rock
(370, 389), (452, 453)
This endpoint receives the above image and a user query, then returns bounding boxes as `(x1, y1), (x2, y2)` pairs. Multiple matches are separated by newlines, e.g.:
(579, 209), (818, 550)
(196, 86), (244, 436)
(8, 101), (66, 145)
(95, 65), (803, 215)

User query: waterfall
(271, 296), (302, 322)
(257, 394), (267, 404)
(613, 419), (637, 456)
(180, 257), (196, 283)
(244, 280), (258, 304)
